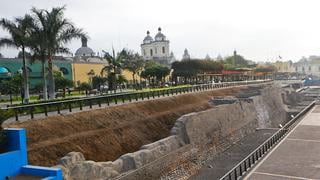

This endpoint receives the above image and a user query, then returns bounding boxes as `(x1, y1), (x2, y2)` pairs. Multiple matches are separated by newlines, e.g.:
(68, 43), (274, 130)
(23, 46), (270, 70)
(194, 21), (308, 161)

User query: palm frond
(0, 38), (17, 49)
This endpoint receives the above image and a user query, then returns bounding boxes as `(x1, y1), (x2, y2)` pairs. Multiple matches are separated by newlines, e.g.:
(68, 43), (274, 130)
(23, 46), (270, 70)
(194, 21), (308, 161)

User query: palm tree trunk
(22, 47), (30, 104)
(41, 59), (48, 100)
(48, 54), (55, 99)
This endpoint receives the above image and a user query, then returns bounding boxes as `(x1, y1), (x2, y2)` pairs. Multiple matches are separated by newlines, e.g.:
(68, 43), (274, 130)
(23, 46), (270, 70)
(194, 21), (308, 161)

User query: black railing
(3, 80), (272, 121)
(219, 100), (316, 180)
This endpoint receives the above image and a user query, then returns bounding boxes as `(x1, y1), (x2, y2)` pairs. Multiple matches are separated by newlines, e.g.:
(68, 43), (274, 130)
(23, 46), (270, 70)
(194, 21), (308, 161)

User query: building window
(60, 67), (69, 75)
(319, 66), (320, 71)
(150, 49), (153, 56)
(309, 66), (311, 71)
(295, 67), (298, 72)
(302, 67), (305, 72)
(162, 47), (165, 54)
(143, 49), (146, 56)
(155, 48), (157, 54)
(0, 66), (10, 73)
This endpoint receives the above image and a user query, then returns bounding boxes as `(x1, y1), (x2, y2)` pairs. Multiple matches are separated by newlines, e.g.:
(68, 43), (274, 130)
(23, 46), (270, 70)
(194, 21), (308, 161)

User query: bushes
(0, 109), (14, 144)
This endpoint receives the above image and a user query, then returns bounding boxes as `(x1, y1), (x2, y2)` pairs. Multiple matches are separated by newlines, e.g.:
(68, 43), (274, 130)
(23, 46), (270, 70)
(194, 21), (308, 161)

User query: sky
(1, 0), (320, 62)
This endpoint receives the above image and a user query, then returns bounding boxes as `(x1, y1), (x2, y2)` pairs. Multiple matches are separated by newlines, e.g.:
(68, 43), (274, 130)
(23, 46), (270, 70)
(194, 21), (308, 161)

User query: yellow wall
(122, 69), (142, 83)
(72, 62), (107, 84)
(72, 62), (142, 85)
(273, 61), (294, 73)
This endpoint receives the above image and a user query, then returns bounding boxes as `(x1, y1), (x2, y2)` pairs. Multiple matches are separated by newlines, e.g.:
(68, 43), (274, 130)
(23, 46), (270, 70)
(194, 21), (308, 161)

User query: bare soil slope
(7, 87), (247, 166)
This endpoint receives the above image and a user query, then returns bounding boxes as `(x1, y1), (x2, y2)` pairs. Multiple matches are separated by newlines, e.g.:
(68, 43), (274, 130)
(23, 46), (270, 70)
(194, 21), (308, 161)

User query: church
(141, 27), (174, 65)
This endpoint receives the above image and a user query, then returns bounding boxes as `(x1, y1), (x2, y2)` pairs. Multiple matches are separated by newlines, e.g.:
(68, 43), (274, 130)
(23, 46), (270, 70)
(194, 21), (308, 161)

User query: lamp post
(7, 72), (13, 105)
(18, 69), (24, 104)
(87, 69), (95, 89)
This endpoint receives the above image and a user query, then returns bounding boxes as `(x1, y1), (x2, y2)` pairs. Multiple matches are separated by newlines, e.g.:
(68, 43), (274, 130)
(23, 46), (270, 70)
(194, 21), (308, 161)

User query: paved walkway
(245, 105), (320, 180)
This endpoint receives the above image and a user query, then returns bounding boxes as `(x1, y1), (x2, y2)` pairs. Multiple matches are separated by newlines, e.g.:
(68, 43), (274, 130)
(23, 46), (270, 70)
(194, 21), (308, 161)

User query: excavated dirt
(7, 87), (249, 167)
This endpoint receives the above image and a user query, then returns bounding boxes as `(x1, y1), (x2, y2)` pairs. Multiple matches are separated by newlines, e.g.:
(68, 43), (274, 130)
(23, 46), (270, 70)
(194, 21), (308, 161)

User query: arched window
(150, 49), (153, 56)
(309, 66), (311, 71)
(0, 66), (10, 73)
(162, 47), (165, 54)
(60, 67), (69, 75)
(155, 48), (157, 54)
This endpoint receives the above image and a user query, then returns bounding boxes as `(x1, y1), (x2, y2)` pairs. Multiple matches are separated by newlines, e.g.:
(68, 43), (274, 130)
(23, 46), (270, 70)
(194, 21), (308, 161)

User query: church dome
(75, 37), (95, 57)
(143, 31), (153, 44)
(155, 27), (166, 41)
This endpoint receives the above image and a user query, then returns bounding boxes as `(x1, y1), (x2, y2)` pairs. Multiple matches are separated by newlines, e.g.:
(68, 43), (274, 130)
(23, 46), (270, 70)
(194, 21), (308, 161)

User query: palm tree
(28, 22), (49, 100)
(123, 52), (145, 85)
(31, 6), (86, 99)
(102, 48), (128, 91)
(0, 15), (34, 104)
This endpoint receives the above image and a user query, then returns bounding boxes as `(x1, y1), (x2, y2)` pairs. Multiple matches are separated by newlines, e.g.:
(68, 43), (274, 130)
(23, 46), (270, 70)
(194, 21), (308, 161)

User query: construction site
(4, 81), (318, 180)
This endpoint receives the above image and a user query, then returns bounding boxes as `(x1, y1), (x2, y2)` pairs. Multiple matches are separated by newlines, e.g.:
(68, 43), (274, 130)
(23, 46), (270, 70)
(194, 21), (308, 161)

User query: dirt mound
(7, 87), (248, 166)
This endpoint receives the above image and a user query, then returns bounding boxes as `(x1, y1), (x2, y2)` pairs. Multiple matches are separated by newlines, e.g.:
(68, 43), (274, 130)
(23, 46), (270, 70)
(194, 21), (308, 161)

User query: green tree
(28, 17), (50, 100)
(224, 55), (249, 67)
(103, 48), (128, 90)
(92, 76), (107, 91)
(171, 60), (223, 84)
(141, 63), (170, 86)
(78, 82), (91, 95)
(18, 51), (31, 58)
(122, 51), (145, 84)
(31, 6), (86, 99)
(0, 14), (34, 104)
(54, 71), (73, 97)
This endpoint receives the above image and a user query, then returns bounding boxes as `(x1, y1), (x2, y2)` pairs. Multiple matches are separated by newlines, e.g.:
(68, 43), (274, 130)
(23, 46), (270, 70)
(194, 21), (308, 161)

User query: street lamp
(87, 69), (95, 88)
(18, 69), (24, 104)
(7, 72), (12, 105)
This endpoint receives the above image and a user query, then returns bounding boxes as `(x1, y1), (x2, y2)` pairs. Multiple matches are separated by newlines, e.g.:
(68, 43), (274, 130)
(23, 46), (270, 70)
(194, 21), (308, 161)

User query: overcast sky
(1, 0), (320, 62)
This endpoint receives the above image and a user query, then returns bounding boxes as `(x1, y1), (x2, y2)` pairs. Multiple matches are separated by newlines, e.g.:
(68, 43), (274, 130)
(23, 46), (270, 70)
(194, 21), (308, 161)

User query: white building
(182, 48), (190, 61)
(293, 56), (320, 77)
(141, 27), (172, 65)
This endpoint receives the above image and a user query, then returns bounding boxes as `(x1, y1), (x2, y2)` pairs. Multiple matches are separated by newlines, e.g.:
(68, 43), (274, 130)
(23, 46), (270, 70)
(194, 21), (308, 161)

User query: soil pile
(7, 87), (247, 166)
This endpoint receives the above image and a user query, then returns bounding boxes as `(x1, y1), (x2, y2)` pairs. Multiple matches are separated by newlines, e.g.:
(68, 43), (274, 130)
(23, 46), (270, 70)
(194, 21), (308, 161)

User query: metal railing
(219, 100), (316, 180)
(3, 80), (272, 121)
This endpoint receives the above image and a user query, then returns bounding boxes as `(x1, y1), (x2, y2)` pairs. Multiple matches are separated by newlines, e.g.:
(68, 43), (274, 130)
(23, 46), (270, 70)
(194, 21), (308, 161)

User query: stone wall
(56, 84), (288, 179)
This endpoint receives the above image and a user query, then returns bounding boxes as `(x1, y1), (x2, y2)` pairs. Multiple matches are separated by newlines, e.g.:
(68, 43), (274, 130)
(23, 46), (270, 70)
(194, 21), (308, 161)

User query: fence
(4, 80), (272, 121)
(219, 100), (316, 180)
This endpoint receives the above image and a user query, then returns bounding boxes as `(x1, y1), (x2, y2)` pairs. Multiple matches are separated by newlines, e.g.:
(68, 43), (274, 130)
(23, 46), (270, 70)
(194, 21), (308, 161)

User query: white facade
(293, 56), (320, 76)
(182, 48), (190, 61)
(141, 27), (171, 65)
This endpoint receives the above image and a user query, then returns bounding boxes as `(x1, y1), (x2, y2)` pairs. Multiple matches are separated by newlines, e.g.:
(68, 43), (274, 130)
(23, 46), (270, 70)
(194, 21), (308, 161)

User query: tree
(31, 6), (86, 99)
(28, 19), (49, 100)
(171, 60), (223, 84)
(0, 14), (34, 104)
(122, 51), (145, 84)
(103, 48), (128, 90)
(92, 76), (107, 91)
(224, 54), (249, 67)
(78, 82), (91, 96)
(18, 51), (31, 58)
(54, 71), (73, 97)
(140, 63), (170, 87)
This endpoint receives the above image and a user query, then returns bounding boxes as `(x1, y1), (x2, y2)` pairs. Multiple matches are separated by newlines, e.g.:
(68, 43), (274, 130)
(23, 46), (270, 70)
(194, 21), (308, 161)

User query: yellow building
(72, 60), (140, 85)
(273, 61), (294, 73)
(72, 61), (108, 84)
(72, 38), (141, 85)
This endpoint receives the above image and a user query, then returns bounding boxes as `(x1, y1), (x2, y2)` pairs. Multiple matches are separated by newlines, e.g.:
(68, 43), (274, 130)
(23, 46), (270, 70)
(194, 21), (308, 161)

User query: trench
(5, 82), (310, 180)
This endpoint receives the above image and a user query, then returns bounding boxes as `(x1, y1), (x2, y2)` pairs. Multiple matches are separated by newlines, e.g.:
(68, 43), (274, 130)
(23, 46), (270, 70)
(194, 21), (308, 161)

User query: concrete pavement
(245, 105), (320, 180)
